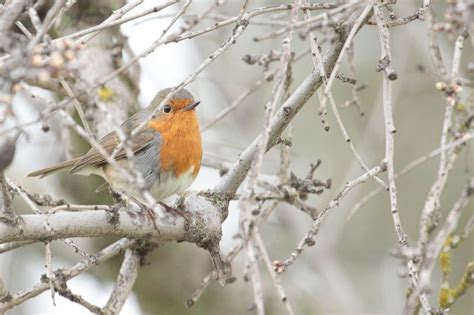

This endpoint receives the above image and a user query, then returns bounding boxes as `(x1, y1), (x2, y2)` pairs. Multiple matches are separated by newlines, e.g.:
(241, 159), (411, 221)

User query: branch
(0, 238), (135, 313)
(0, 0), (26, 35)
(0, 192), (220, 244)
(214, 7), (373, 196)
(279, 163), (386, 270)
(374, 4), (431, 313)
(102, 249), (141, 314)
(408, 178), (474, 313)
(347, 132), (473, 219)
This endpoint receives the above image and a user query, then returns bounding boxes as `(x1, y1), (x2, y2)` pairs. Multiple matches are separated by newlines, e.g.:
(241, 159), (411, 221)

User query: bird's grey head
(147, 88), (199, 114)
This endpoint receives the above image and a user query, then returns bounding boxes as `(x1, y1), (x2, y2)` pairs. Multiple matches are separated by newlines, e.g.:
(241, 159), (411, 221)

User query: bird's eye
(163, 105), (171, 113)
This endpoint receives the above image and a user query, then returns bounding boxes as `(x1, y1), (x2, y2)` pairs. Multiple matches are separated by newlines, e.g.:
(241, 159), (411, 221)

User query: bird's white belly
(102, 163), (196, 202)
(149, 168), (196, 200)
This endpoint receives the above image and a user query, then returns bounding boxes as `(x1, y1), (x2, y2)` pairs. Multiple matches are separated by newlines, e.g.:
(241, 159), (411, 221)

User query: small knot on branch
(376, 55), (398, 80)
(272, 260), (286, 273)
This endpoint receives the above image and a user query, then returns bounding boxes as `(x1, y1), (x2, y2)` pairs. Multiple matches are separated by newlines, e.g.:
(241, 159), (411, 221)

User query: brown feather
(69, 111), (156, 173)
(27, 159), (78, 178)
(29, 111), (157, 177)
(28, 87), (200, 183)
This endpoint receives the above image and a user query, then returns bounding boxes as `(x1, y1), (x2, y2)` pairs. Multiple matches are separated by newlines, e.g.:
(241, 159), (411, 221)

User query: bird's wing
(69, 111), (157, 173)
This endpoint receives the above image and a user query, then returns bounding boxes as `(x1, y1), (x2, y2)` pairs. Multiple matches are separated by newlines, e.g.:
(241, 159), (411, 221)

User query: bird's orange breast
(149, 112), (202, 178)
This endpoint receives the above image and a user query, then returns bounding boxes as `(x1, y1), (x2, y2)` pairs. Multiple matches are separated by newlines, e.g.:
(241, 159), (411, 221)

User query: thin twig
(0, 238), (136, 313)
(58, 1), (179, 42)
(254, 232), (294, 315)
(374, 5), (431, 313)
(247, 241), (264, 315)
(413, 179), (474, 313)
(280, 163), (386, 271)
(347, 132), (473, 219)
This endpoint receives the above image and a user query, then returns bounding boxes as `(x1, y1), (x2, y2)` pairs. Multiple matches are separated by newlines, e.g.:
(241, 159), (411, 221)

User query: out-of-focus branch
(0, 238), (135, 313)
(0, 240), (35, 254)
(0, 0), (27, 36)
(247, 241), (264, 315)
(0, 135), (19, 224)
(102, 249), (142, 315)
(254, 232), (294, 315)
(440, 262), (474, 309)
(0, 174), (13, 215)
(422, 1), (448, 78)
(417, 30), (468, 252)
(61, 1), (179, 42)
(347, 132), (473, 219)
(201, 49), (311, 133)
(415, 178), (474, 311)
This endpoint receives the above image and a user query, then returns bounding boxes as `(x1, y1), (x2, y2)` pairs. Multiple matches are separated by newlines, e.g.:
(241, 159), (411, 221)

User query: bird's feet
(108, 187), (124, 204)
(128, 198), (190, 226)
(126, 195), (159, 230)
(120, 193), (190, 227)
(158, 201), (191, 222)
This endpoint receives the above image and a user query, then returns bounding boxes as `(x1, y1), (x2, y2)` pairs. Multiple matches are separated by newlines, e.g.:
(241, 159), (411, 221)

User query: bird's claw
(158, 201), (191, 222)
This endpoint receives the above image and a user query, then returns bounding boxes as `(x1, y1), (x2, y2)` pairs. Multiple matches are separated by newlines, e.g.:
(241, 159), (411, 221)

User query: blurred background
(1, 0), (473, 314)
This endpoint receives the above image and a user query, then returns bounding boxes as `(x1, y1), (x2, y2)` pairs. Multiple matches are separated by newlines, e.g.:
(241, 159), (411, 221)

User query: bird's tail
(27, 159), (77, 178)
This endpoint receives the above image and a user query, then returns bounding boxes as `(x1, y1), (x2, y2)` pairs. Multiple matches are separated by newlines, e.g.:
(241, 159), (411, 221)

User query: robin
(28, 87), (202, 205)
(29, 88), (229, 283)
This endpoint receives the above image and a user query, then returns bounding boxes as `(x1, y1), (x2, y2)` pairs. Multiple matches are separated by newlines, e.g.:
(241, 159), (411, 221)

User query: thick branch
(0, 0), (26, 35)
(0, 192), (221, 245)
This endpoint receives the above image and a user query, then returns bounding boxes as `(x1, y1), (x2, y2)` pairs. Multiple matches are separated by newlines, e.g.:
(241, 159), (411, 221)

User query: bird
(28, 87), (202, 205)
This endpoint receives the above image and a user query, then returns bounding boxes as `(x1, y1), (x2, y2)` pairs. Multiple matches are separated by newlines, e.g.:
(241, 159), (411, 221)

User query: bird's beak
(183, 101), (200, 111)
